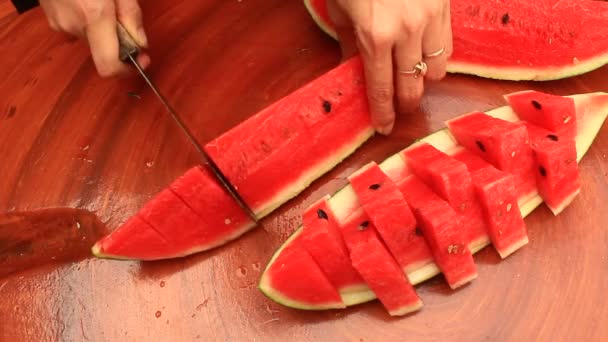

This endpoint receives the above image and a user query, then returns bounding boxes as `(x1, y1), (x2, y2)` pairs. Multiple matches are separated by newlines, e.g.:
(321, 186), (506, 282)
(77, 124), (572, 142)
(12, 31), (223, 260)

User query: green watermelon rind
(258, 92), (608, 310)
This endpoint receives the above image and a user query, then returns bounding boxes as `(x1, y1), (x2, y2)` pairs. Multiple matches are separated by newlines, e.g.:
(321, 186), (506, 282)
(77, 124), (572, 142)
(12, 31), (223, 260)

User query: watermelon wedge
(347, 162), (432, 275)
(303, 0), (608, 80)
(301, 196), (365, 292)
(338, 212), (422, 316)
(401, 143), (490, 251)
(92, 57), (373, 260)
(259, 92), (608, 310)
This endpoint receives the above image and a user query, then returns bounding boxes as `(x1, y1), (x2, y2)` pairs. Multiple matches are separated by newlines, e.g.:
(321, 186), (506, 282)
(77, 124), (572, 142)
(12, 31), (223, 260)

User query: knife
(115, 23), (258, 224)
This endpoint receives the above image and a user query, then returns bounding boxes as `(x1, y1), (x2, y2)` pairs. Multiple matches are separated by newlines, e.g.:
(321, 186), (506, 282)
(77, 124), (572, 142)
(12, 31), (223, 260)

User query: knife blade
(115, 22), (258, 223)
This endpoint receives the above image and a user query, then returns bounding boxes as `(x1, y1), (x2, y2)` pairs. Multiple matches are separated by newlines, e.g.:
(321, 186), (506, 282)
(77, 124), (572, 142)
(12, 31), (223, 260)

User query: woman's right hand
(39, 0), (150, 77)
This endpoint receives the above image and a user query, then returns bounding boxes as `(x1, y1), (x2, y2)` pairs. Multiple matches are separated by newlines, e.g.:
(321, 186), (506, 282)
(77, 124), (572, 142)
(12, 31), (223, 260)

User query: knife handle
(116, 22), (140, 62)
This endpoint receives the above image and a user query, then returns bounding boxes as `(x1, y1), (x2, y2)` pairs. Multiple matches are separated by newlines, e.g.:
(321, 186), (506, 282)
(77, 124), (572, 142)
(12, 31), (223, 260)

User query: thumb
(326, 0), (357, 61)
(115, 0), (147, 48)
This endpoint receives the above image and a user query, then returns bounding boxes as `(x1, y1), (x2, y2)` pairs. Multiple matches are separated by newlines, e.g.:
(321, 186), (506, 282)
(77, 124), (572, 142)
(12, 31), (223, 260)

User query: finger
(421, 4), (448, 80)
(327, 0), (357, 60)
(116, 0), (148, 47)
(357, 38), (396, 135)
(394, 29), (424, 113)
(84, 1), (130, 77)
(444, 0), (453, 59)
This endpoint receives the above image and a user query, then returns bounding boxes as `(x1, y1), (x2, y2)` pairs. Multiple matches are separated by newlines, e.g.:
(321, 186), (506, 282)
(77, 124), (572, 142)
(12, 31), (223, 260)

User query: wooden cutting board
(1, 1), (607, 341)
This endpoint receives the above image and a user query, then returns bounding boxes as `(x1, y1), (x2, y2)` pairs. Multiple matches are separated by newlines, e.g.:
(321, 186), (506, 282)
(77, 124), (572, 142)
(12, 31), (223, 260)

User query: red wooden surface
(1, 1), (608, 341)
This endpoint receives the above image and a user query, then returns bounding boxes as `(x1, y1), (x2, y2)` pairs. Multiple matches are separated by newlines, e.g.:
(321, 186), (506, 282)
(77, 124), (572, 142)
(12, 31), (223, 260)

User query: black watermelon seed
(476, 140), (486, 152)
(501, 13), (510, 25)
(322, 100), (332, 113)
(546, 134), (559, 141)
(415, 227), (423, 236)
(368, 183), (381, 190)
(539, 166), (547, 177)
(317, 209), (329, 220)
(531, 100), (542, 110)
(358, 221), (370, 231)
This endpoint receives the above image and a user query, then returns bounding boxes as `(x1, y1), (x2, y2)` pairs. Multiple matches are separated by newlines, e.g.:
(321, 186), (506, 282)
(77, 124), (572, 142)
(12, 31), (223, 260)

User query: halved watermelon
(303, 0), (608, 80)
(347, 161), (432, 275)
(338, 211), (422, 316)
(301, 196), (365, 292)
(93, 57), (373, 260)
(446, 112), (537, 198)
(259, 92), (608, 310)
(401, 142), (490, 251)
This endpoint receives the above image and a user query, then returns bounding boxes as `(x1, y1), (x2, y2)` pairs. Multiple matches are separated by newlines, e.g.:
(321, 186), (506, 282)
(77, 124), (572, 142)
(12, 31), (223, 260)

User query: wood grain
(1, 1), (607, 341)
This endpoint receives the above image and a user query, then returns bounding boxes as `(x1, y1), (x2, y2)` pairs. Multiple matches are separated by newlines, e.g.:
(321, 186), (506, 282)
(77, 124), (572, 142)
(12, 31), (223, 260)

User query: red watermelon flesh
(446, 111), (536, 197)
(91, 215), (171, 260)
(504, 90), (576, 139)
(204, 57), (373, 218)
(302, 196), (365, 291)
(339, 213), (422, 316)
(525, 123), (580, 215)
(259, 233), (345, 310)
(397, 176), (478, 289)
(401, 143), (490, 251)
(455, 148), (529, 258)
(347, 162), (432, 275)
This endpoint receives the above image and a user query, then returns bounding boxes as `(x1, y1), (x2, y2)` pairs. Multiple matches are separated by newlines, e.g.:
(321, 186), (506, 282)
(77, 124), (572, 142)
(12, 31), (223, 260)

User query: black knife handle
(116, 22), (140, 62)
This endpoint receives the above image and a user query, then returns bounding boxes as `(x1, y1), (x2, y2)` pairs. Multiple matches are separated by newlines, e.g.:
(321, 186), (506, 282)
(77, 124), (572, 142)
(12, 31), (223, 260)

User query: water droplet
(236, 266), (247, 277)
(252, 262), (261, 271)
(146, 160), (154, 168)
(81, 144), (90, 151)
(160, 281), (165, 288)
(224, 218), (232, 225)
(155, 311), (162, 318)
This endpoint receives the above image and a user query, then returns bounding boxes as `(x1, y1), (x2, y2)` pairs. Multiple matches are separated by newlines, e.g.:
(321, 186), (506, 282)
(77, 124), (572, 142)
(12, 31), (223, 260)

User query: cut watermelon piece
(397, 176), (478, 289)
(259, 232), (345, 310)
(301, 196), (365, 292)
(446, 111), (536, 198)
(92, 166), (256, 260)
(339, 212), (422, 316)
(259, 92), (608, 311)
(347, 162), (432, 275)
(505, 90), (576, 139)
(401, 143), (489, 251)
(455, 148), (528, 258)
(304, 0), (608, 80)
(204, 56), (374, 218)
(525, 123), (581, 215)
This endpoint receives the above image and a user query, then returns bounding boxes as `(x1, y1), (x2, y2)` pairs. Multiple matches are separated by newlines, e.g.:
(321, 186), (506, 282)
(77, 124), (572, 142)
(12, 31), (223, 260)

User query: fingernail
(377, 122), (394, 136)
(138, 28), (148, 47)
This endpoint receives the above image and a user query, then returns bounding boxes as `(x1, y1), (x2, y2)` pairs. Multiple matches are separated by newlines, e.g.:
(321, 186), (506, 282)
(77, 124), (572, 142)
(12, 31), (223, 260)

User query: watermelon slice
(446, 112), (537, 198)
(504, 90), (576, 139)
(347, 162), (432, 275)
(339, 212), (422, 316)
(93, 58), (373, 260)
(397, 176), (478, 289)
(455, 148), (528, 259)
(525, 123), (581, 215)
(401, 143), (489, 251)
(301, 196), (365, 292)
(259, 92), (608, 311)
(259, 232), (345, 310)
(204, 56), (374, 218)
(303, 0), (608, 80)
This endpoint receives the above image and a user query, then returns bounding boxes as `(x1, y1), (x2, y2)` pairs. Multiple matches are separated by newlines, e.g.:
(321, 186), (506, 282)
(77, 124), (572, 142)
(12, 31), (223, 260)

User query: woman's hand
(327, 0), (453, 135)
(39, 0), (150, 77)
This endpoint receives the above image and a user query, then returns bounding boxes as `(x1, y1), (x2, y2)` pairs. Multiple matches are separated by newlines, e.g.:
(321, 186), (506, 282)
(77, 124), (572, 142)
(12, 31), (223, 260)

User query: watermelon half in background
(259, 91), (608, 311)
(303, 0), (608, 80)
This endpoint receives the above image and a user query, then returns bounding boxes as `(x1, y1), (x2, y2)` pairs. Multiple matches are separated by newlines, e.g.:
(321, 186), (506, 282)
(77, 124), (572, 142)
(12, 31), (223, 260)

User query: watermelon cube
(397, 175), (478, 289)
(339, 213), (423, 316)
(505, 90), (576, 139)
(401, 143), (490, 251)
(446, 111), (536, 197)
(301, 196), (365, 291)
(348, 162), (433, 274)
(525, 123), (581, 215)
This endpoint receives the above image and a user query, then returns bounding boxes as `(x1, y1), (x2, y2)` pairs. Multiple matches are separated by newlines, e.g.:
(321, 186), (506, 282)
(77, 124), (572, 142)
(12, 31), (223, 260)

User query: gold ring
(399, 61), (428, 79)
(423, 47), (445, 59)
